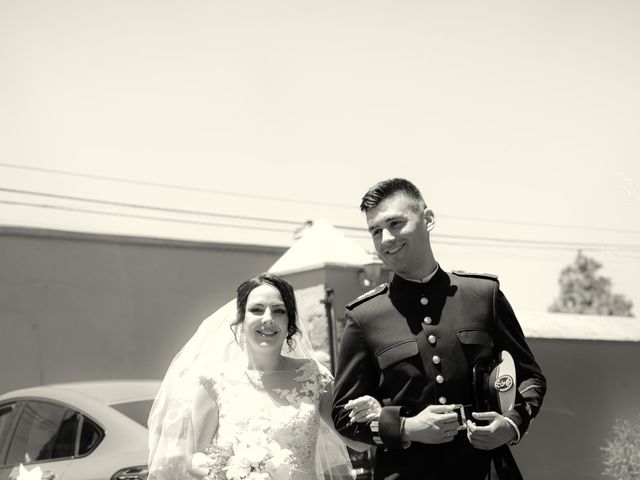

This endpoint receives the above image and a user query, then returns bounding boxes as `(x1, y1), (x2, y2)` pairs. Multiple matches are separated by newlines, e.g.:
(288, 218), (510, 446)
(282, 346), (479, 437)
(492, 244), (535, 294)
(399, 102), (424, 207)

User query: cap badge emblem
(495, 375), (514, 392)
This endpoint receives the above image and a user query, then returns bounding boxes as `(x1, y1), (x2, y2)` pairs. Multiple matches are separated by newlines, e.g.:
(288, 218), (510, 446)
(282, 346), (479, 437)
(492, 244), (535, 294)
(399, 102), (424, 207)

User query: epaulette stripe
(451, 270), (498, 281)
(346, 283), (388, 310)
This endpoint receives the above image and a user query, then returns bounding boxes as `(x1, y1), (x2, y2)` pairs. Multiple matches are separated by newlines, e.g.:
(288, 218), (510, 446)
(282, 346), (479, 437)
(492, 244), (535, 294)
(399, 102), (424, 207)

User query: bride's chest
(217, 374), (321, 429)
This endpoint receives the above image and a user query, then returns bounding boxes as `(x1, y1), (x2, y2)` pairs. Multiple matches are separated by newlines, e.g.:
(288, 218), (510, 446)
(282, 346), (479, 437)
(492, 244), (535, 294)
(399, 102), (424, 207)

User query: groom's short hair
(360, 178), (426, 212)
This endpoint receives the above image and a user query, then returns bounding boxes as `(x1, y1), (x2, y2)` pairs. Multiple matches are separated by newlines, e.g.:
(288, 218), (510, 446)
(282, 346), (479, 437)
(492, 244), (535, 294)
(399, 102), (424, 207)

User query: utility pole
(321, 288), (338, 374)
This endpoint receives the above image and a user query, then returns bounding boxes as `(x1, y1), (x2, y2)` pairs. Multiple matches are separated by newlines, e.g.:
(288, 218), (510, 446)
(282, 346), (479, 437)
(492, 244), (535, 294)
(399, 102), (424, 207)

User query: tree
(549, 250), (634, 317)
(602, 414), (640, 480)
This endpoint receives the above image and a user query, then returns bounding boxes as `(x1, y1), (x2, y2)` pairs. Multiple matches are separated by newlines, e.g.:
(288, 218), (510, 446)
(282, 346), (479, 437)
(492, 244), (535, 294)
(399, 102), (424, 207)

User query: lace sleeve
(192, 376), (232, 480)
(198, 375), (218, 401)
(193, 376), (221, 450)
(316, 360), (334, 394)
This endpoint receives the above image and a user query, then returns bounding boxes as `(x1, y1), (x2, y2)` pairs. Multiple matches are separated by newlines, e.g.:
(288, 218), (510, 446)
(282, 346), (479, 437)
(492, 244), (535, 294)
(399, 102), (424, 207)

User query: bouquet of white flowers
(16, 464), (43, 480)
(224, 418), (294, 480)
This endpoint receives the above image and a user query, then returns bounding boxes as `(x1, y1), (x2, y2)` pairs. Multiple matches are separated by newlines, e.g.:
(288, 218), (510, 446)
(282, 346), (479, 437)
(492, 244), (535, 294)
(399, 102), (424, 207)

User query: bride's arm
(319, 382), (371, 452)
(188, 382), (220, 479)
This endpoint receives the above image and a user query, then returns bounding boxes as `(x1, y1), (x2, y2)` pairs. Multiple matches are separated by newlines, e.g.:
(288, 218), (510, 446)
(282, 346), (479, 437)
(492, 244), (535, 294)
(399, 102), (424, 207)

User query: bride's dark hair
(233, 272), (302, 350)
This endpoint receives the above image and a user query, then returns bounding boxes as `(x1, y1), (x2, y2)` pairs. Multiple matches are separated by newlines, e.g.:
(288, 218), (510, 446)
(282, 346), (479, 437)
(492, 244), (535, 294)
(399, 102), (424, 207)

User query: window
(0, 403), (18, 465)
(78, 417), (102, 456)
(0, 403), (17, 438)
(110, 400), (154, 428)
(51, 410), (79, 459)
(5, 401), (78, 465)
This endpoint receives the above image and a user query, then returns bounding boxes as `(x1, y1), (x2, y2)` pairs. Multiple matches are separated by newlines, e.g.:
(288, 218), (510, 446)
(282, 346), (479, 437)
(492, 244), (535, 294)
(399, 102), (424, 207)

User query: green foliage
(602, 415), (640, 480)
(549, 251), (634, 317)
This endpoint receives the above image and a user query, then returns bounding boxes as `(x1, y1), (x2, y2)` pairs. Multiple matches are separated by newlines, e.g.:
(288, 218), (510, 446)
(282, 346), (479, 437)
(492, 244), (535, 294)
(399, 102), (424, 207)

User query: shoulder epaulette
(346, 283), (389, 310)
(451, 270), (498, 281)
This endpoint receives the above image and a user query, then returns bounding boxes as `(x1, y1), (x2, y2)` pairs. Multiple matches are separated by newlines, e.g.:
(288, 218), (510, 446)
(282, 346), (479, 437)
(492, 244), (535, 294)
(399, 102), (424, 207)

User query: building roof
(518, 310), (640, 342)
(269, 218), (374, 274)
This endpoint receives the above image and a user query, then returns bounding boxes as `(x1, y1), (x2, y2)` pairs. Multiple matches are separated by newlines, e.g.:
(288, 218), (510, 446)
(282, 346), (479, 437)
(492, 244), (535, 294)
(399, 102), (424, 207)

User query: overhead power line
(428, 214), (640, 235)
(0, 200), (296, 234)
(3, 191), (640, 253)
(2, 162), (640, 235)
(0, 187), (304, 227)
(0, 162), (352, 209)
(346, 229), (640, 251)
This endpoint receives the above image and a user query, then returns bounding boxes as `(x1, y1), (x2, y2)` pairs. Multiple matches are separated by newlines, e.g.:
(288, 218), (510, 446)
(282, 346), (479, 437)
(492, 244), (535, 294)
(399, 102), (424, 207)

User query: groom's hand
(403, 404), (460, 444)
(466, 411), (517, 450)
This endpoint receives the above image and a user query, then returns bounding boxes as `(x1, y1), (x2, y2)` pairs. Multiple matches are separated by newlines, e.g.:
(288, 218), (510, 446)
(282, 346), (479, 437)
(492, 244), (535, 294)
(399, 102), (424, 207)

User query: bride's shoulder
(197, 362), (242, 392)
(291, 358), (333, 386)
(279, 356), (309, 372)
(282, 357), (321, 372)
(197, 374), (219, 401)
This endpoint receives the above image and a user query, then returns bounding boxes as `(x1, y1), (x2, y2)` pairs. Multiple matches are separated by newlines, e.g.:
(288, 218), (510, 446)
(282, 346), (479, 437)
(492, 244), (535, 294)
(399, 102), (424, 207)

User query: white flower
(270, 447), (293, 467)
(225, 422), (293, 480)
(269, 464), (292, 480)
(226, 457), (251, 479)
(264, 446), (293, 480)
(245, 444), (270, 466)
(16, 465), (43, 480)
(247, 473), (270, 480)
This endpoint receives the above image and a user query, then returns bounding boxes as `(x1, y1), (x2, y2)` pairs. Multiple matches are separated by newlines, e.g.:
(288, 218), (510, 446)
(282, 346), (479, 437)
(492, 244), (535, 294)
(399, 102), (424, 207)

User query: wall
(513, 338), (640, 480)
(0, 227), (285, 393)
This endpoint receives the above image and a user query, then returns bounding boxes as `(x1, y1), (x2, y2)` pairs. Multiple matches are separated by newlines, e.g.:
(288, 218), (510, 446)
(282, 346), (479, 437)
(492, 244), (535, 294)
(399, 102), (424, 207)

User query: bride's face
(242, 284), (289, 352)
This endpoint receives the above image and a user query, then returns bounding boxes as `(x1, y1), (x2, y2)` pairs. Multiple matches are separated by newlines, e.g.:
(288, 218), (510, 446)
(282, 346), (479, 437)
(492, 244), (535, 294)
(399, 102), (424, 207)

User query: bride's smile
(255, 329), (278, 337)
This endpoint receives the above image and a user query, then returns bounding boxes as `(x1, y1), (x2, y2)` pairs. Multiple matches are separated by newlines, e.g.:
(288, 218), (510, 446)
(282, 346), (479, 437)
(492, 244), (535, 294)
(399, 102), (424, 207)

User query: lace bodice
(200, 359), (332, 479)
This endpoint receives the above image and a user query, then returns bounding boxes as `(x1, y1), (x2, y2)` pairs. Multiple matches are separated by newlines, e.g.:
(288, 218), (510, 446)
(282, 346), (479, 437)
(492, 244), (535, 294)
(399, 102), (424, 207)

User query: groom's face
(365, 192), (433, 279)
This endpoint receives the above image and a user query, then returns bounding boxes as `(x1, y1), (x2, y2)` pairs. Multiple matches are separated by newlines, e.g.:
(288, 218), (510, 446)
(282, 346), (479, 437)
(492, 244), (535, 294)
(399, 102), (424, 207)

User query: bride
(148, 273), (370, 480)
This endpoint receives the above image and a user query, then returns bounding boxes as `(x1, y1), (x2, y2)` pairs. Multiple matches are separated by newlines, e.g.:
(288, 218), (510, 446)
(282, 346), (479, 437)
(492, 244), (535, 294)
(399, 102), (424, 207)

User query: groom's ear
(424, 208), (436, 232)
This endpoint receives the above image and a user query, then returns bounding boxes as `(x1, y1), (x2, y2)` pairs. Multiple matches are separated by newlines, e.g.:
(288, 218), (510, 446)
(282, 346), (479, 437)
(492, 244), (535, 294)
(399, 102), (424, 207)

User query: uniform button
(436, 375), (444, 384)
(423, 316), (432, 325)
(439, 396), (447, 404)
(420, 297), (429, 305)
(428, 334), (437, 345)
(432, 355), (441, 364)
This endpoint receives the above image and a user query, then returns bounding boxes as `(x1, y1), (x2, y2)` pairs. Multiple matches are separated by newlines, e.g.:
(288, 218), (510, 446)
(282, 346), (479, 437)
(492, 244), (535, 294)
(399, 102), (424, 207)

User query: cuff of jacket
(503, 405), (530, 444)
(503, 416), (521, 444)
(373, 406), (411, 449)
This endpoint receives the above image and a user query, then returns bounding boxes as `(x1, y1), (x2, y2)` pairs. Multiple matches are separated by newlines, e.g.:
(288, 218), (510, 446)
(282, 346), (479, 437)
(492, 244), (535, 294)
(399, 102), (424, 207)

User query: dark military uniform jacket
(332, 267), (546, 480)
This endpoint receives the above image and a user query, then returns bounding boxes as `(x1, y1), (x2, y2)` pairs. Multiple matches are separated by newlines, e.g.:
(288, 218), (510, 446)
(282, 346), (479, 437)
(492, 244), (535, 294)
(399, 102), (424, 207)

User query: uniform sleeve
(331, 310), (377, 445)
(492, 283), (547, 442)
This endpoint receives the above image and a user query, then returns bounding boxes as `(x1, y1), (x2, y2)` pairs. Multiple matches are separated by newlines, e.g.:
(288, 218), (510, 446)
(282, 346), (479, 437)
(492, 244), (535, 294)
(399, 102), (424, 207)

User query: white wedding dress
(148, 299), (353, 480)
(200, 359), (333, 479)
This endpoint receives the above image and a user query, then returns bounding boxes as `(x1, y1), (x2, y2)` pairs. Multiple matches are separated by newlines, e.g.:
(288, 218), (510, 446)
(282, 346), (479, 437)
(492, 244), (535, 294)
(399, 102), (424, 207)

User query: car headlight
(111, 465), (149, 480)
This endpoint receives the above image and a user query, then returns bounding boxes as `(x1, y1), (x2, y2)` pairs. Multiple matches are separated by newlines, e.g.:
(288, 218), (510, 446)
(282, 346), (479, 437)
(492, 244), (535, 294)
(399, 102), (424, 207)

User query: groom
(332, 178), (546, 479)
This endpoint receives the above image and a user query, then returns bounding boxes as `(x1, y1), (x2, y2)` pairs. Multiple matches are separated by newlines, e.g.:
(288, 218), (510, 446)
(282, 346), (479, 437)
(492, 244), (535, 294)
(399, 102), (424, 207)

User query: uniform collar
(390, 265), (448, 294)
(402, 264), (439, 284)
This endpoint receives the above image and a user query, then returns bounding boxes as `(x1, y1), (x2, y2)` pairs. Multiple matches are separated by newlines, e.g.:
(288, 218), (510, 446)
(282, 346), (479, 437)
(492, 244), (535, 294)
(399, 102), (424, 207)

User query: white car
(0, 380), (160, 480)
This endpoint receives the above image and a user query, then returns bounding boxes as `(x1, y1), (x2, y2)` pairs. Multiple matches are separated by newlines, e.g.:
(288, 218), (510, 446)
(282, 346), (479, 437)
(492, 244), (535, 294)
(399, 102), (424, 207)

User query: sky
(1, 0), (639, 314)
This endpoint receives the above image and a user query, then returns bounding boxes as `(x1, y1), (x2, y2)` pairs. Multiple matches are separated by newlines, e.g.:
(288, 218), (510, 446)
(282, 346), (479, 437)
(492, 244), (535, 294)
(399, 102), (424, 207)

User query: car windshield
(109, 399), (154, 428)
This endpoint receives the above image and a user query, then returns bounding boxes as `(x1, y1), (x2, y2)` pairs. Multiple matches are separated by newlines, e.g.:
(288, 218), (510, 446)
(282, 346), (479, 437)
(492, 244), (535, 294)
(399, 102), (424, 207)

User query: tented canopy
(269, 218), (375, 275)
